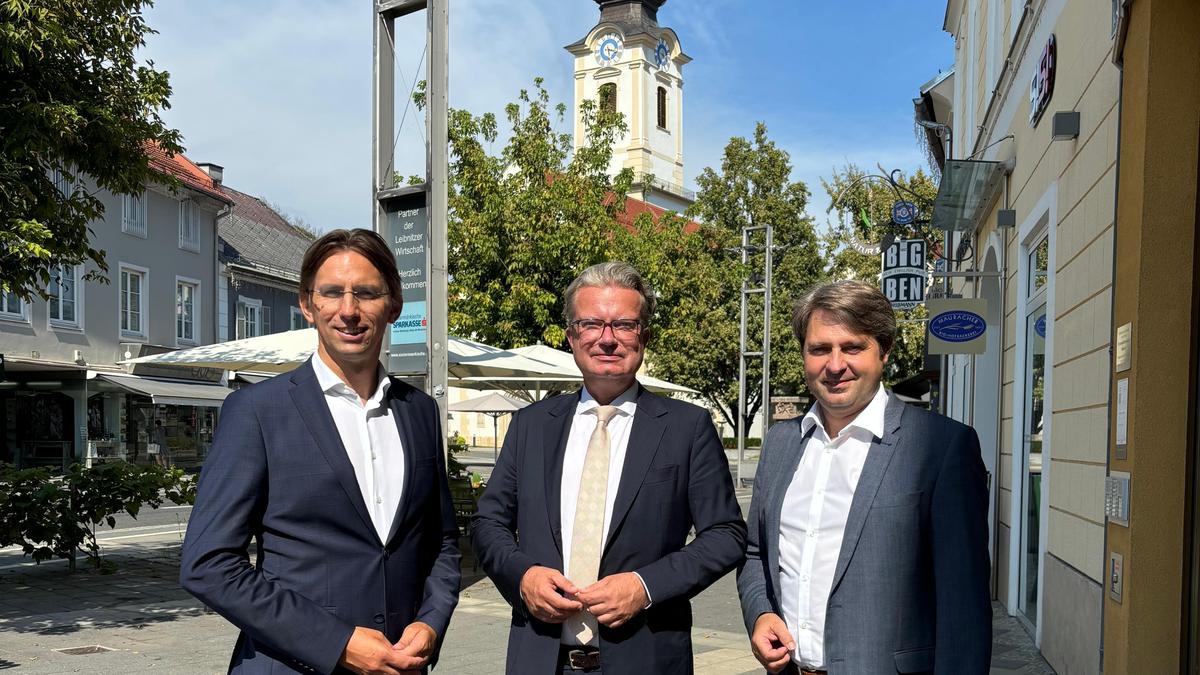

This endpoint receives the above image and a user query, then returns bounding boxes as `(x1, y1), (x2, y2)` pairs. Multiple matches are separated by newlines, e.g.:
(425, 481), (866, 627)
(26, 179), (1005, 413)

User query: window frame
(122, 191), (148, 238)
(175, 276), (201, 347)
(178, 197), (200, 252)
(236, 296), (263, 339)
(118, 262), (149, 340)
(290, 306), (308, 330)
(656, 86), (668, 130)
(47, 263), (83, 330)
(598, 82), (617, 115)
(0, 290), (29, 324)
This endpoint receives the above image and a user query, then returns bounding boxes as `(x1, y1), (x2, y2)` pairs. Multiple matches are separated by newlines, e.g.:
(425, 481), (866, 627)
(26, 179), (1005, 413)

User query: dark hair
(791, 280), (897, 354)
(299, 228), (402, 309)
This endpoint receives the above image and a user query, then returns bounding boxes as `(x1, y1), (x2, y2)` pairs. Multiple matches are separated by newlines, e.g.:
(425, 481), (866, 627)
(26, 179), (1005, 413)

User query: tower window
(599, 83), (617, 114)
(656, 87), (667, 129)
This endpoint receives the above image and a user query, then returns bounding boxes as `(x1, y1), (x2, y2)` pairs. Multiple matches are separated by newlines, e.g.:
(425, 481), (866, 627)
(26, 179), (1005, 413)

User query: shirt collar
(802, 385), (889, 440)
(311, 353), (390, 406)
(576, 382), (639, 418)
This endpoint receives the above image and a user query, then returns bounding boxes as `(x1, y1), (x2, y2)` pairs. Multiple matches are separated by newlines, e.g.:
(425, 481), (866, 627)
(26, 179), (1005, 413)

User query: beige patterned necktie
(566, 404), (619, 644)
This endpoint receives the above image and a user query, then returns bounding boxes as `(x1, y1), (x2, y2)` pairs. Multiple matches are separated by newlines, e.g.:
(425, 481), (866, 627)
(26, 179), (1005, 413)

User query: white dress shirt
(311, 354), (405, 543)
(559, 383), (642, 646)
(778, 385), (888, 669)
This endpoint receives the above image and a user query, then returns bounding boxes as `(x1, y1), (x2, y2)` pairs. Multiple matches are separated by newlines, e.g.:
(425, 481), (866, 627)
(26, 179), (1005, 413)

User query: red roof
(143, 142), (231, 203)
(615, 195), (700, 233)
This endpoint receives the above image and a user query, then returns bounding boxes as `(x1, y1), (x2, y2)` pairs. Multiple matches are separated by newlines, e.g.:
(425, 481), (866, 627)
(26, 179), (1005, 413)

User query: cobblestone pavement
(0, 493), (1055, 674)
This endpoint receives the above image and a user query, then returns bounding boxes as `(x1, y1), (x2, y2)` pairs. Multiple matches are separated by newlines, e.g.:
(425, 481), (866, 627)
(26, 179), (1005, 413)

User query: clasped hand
(339, 622), (437, 675)
(519, 566), (647, 629)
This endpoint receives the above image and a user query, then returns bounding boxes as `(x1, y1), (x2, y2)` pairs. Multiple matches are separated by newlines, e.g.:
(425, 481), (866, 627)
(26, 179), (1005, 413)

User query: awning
(96, 374), (231, 407)
(931, 159), (1006, 233)
(233, 372), (274, 385)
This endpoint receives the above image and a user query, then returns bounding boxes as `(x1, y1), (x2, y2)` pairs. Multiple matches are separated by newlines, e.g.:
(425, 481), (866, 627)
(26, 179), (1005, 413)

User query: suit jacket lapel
(288, 361), (380, 544)
(604, 385), (667, 551)
(384, 381), (421, 546)
(829, 394), (906, 595)
(766, 419), (815, 596)
(543, 392), (579, 560)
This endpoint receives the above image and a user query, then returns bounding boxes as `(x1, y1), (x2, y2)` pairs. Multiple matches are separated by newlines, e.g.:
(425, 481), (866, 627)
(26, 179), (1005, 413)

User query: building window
(48, 264), (79, 327)
(656, 86), (667, 129)
(236, 297), (262, 339)
(0, 291), (25, 321)
(176, 278), (199, 345)
(1028, 236), (1049, 296)
(119, 264), (148, 338)
(122, 191), (147, 237)
(179, 198), (199, 251)
(52, 167), (75, 197)
(290, 306), (308, 330)
(599, 83), (617, 114)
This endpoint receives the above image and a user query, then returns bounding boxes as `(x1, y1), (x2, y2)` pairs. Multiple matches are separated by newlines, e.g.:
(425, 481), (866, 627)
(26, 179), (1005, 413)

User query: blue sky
(141, 0), (952, 232)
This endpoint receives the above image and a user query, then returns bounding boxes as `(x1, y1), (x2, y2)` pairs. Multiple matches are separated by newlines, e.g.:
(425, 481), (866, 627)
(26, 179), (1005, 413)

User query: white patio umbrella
(448, 392), (528, 460)
(121, 328), (570, 380)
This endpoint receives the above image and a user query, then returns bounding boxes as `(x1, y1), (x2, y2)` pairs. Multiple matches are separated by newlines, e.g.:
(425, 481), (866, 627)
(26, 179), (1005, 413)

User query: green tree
(627, 123), (823, 434)
(1, 0), (183, 298)
(820, 164), (940, 384)
(444, 78), (633, 348)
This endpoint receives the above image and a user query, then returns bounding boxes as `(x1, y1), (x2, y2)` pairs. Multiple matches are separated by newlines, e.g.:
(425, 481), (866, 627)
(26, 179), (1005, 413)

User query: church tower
(566, 0), (692, 212)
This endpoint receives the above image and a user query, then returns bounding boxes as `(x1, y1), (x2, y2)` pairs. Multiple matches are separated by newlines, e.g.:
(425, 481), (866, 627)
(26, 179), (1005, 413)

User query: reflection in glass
(1020, 304), (1046, 624)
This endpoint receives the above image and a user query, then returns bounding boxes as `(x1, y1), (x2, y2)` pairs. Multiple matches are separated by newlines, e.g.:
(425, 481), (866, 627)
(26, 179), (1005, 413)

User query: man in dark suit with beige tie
(472, 262), (747, 674)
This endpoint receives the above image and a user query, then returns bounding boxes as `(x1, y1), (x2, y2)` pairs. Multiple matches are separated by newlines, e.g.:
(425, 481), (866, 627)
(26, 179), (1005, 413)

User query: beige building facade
(934, 0), (1121, 671)
(566, 0), (693, 213)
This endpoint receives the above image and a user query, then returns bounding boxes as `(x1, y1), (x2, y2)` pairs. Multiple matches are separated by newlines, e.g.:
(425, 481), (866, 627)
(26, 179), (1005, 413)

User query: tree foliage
(1, 0), (182, 297)
(627, 123), (823, 433)
(445, 78), (633, 348)
(820, 164), (940, 384)
(0, 461), (194, 571)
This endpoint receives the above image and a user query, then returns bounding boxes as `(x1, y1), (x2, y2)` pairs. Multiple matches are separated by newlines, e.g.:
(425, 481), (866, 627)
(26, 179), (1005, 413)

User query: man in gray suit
(737, 280), (990, 675)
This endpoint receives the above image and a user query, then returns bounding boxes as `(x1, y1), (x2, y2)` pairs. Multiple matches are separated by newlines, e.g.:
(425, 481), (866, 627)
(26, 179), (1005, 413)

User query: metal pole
(736, 227), (750, 487)
(427, 0), (449, 434)
(371, 8), (395, 234)
(761, 224), (773, 437)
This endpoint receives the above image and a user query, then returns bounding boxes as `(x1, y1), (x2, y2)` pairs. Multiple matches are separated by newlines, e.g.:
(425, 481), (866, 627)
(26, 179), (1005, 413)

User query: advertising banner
(381, 192), (429, 375)
(880, 238), (927, 310)
(926, 298), (988, 355)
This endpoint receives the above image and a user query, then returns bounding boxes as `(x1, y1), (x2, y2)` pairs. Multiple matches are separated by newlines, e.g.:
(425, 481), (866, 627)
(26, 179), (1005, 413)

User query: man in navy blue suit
(472, 262), (746, 674)
(181, 229), (460, 675)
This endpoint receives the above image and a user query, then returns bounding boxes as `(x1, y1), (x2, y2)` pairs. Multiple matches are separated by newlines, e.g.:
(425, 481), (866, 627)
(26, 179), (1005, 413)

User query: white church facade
(565, 0), (694, 213)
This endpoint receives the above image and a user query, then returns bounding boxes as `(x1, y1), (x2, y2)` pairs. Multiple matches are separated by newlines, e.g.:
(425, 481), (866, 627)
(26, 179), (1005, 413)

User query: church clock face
(654, 39), (670, 69)
(595, 33), (623, 66)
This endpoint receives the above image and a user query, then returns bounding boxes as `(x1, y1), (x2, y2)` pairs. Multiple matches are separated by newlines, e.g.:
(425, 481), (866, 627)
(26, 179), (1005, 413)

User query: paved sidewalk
(0, 536), (1056, 674)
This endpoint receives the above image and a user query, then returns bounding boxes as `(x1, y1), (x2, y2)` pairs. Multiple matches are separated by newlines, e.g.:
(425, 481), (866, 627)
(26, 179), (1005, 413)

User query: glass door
(1019, 300), (1047, 624)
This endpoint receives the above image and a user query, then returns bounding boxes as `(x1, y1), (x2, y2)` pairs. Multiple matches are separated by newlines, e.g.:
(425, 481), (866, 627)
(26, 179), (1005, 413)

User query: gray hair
(563, 261), (657, 325)
(791, 280), (897, 354)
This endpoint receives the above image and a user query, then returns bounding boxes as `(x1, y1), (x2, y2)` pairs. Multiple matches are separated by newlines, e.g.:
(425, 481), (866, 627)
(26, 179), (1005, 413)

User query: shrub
(0, 462), (195, 572)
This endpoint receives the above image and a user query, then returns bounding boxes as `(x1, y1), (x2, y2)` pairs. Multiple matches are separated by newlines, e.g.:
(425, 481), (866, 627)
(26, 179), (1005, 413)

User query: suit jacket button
(373, 613), (385, 624)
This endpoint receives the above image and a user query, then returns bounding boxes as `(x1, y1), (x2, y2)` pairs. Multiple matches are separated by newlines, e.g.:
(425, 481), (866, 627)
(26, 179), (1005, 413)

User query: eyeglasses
(307, 287), (390, 306)
(569, 318), (644, 337)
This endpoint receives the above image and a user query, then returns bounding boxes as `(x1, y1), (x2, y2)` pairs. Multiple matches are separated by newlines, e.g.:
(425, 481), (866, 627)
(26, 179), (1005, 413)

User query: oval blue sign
(892, 200), (917, 226)
(1035, 314), (1046, 338)
(930, 311), (987, 343)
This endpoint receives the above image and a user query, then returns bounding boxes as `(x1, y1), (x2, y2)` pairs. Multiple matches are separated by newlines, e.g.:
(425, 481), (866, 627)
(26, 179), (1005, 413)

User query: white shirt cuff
(633, 571), (653, 609)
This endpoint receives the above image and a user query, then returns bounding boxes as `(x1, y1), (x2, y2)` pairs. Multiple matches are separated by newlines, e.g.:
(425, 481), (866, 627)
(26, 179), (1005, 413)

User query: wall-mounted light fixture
(998, 209), (1017, 229)
(1052, 111), (1080, 141)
